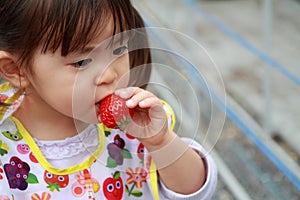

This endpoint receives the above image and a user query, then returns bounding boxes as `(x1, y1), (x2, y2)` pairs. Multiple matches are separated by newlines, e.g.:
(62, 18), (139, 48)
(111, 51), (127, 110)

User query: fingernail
(126, 99), (135, 107)
(116, 90), (127, 98)
(139, 101), (146, 107)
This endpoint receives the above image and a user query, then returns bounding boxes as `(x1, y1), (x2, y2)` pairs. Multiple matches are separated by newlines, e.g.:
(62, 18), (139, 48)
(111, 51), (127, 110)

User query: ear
(0, 51), (29, 88)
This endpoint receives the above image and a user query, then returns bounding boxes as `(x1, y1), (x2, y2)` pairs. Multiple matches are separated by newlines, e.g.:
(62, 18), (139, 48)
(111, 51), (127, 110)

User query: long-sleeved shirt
(0, 82), (217, 199)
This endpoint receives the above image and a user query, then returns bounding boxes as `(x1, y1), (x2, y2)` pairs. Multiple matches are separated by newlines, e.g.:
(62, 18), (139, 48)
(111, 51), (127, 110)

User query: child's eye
(72, 58), (92, 68)
(113, 46), (128, 56)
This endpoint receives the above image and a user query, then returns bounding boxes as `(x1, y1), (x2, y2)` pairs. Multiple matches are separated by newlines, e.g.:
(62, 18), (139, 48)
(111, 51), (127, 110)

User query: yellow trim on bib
(0, 82), (13, 92)
(11, 116), (106, 175)
(0, 82), (23, 104)
(161, 100), (176, 131)
(147, 100), (176, 200)
(0, 83), (24, 121)
(150, 159), (159, 200)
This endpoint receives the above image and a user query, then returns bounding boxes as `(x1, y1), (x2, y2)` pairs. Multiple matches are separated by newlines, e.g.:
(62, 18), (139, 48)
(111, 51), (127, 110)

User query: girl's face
(25, 20), (130, 124)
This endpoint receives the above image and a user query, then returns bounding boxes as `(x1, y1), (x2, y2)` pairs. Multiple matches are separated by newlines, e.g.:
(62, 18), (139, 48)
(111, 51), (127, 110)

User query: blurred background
(132, 0), (300, 199)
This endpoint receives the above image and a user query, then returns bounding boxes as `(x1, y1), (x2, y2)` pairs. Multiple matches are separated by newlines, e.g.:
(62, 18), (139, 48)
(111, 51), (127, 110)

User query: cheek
(71, 79), (99, 123)
(30, 75), (77, 116)
(45, 85), (75, 115)
(54, 86), (97, 123)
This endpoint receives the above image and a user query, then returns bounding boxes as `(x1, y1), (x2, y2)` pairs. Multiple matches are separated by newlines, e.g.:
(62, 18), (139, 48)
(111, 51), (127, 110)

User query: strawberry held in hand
(99, 94), (134, 129)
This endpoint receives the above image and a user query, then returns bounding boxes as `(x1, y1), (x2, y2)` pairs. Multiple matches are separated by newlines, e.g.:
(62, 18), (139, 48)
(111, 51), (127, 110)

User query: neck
(13, 96), (88, 141)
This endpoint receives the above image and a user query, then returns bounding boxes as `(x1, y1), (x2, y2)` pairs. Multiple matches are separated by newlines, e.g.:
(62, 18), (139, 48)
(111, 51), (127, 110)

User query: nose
(95, 66), (117, 86)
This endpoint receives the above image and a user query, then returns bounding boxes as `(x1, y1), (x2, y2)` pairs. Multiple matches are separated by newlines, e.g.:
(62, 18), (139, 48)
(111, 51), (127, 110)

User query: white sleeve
(158, 137), (218, 200)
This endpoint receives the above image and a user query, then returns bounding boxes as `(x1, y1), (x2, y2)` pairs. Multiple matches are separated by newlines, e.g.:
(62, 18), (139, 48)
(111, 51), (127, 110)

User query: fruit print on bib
(103, 171), (124, 200)
(71, 169), (100, 198)
(43, 171), (69, 192)
(106, 134), (132, 168)
(3, 156), (39, 190)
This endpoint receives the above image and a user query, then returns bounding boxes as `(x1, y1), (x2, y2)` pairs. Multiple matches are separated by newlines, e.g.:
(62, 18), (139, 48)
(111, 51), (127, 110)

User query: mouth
(95, 93), (112, 122)
(95, 101), (101, 117)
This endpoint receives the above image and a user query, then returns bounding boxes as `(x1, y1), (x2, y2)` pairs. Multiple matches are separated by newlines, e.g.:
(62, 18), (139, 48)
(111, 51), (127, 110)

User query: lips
(95, 94), (112, 122)
(95, 102), (101, 114)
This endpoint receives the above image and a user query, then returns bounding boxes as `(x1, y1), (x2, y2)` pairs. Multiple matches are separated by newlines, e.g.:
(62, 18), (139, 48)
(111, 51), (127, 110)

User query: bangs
(0, 0), (145, 73)
(40, 0), (136, 56)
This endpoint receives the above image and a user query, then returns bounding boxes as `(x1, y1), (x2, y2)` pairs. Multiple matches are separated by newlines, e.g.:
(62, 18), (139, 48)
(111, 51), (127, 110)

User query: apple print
(103, 171), (123, 200)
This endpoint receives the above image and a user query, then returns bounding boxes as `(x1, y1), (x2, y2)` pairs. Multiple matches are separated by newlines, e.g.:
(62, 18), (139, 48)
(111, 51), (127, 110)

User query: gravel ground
(213, 118), (300, 200)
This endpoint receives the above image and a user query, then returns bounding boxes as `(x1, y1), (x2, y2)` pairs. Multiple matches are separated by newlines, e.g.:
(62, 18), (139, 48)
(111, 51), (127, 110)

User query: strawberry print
(98, 94), (134, 130)
(44, 171), (69, 192)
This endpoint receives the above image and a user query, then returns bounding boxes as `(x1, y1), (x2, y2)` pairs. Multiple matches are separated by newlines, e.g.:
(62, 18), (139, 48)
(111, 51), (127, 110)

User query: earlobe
(0, 51), (29, 88)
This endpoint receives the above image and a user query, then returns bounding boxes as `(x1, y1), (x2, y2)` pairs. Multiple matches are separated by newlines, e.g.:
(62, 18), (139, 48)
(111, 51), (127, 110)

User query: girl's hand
(115, 87), (170, 150)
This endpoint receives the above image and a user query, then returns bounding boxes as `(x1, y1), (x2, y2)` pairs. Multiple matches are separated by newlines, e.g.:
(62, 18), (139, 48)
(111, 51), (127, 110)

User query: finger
(114, 87), (141, 99)
(126, 90), (156, 108)
(137, 97), (161, 108)
(125, 102), (167, 139)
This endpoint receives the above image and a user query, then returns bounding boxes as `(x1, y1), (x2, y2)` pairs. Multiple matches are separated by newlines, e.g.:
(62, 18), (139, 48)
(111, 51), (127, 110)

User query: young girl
(0, 1), (217, 199)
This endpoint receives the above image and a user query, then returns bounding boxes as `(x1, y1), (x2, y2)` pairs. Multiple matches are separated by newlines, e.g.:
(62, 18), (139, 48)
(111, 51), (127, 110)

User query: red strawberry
(99, 94), (134, 129)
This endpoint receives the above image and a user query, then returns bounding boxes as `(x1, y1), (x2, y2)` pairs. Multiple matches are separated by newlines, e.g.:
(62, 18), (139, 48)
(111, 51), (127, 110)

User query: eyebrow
(71, 33), (130, 56)
(108, 34), (130, 47)
(79, 46), (96, 54)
